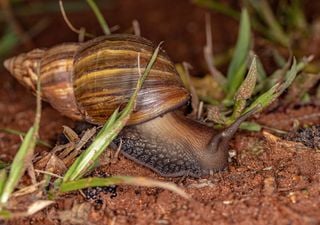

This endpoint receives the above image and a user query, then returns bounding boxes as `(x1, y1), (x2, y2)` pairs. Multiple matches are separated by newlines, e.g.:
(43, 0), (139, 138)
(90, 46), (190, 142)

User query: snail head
(200, 106), (261, 171)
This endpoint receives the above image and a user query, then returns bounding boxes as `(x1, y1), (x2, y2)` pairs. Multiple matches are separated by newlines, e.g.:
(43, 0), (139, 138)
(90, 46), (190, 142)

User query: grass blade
(226, 8), (251, 100)
(193, 0), (240, 20)
(0, 126), (35, 204)
(60, 176), (189, 199)
(86, 0), (110, 35)
(0, 170), (7, 198)
(62, 108), (120, 182)
(249, 0), (290, 47)
(231, 56), (257, 119)
(0, 66), (42, 205)
(0, 128), (51, 148)
(0, 28), (19, 58)
(245, 58), (298, 113)
(0, 210), (11, 219)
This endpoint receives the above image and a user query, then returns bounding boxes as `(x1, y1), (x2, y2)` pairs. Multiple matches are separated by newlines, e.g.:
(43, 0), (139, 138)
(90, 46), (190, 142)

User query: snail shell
(5, 34), (189, 125)
(73, 35), (189, 125)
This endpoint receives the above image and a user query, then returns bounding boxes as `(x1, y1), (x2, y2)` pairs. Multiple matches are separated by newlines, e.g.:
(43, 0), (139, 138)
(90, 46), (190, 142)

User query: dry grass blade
(0, 200), (54, 219)
(60, 176), (190, 199)
(132, 19), (141, 36)
(11, 181), (46, 197)
(59, 0), (94, 38)
(182, 62), (199, 116)
(26, 200), (54, 215)
(204, 13), (226, 86)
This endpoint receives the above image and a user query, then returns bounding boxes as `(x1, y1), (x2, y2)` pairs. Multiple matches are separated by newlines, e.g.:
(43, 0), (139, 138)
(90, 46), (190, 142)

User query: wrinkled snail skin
(115, 109), (256, 177)
(4, 34), (254, 177)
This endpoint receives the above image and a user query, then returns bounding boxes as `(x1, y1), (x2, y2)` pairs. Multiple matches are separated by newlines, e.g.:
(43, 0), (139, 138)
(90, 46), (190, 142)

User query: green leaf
(226, 8), (251, 100)
(245, 58), (298, 113)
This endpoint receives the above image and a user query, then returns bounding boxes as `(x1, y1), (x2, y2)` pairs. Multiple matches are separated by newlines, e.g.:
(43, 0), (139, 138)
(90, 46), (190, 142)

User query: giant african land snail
(4, 34), (257, 177)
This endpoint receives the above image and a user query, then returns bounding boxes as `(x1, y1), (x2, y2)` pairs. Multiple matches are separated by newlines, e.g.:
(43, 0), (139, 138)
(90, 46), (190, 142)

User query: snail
(4, 34), (257, 177)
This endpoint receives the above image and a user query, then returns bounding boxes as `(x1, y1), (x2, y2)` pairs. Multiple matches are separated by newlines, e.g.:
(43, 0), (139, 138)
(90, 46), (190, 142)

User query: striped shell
(73, 35), (189, 124)
(5, 34), (189, 125)
(40, 43), (82, 120)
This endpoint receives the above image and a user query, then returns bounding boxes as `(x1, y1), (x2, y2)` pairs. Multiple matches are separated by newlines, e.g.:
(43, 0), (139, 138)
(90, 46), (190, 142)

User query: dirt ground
(1, 0), (320, 224)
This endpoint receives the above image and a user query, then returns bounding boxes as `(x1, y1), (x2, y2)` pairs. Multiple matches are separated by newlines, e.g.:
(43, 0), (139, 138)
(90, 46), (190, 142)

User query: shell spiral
(72, 34), (189, 125)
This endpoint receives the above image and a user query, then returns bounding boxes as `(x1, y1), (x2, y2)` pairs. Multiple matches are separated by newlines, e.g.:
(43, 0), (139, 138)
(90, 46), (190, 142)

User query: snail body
(4, 34), (255, 177)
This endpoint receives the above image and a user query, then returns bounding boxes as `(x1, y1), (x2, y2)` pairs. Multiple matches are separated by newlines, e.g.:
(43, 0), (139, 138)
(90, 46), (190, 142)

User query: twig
(59, 0), (94, 39)
(114, 139), (122, 160)
(132, 19), (141, 36)
(182, 62), (199, 117)
(197, 101), (204, 120)
(27, 164), (37, 185)
(78, 27), (86, 42)
(34, 169), (63, 179)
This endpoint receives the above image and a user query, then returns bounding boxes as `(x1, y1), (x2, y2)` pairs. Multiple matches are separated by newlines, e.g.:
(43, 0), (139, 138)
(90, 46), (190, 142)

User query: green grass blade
(0, 128), (51, 148)
(0, 170), (7, 198)
(86, 0), (111, 35)
(249, 0), (290, 47)
(239, 121), (261, 132)
(226, 8), (251, 100)
(0, 28), (19, 58)
(62, 108), (120, 182)
(231, 56), (257, 119)
(63, 45), (162, 182)
(0, 1), (109, 19)
(193, 0), (240, 20)
(60, 176), (189, 199)
(0, 126), (35, 204)
(245, 58), (298, 113)
(0, 161), (8, 170)
(0, 209), (11, 219)
(0, 66), (42, 205)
